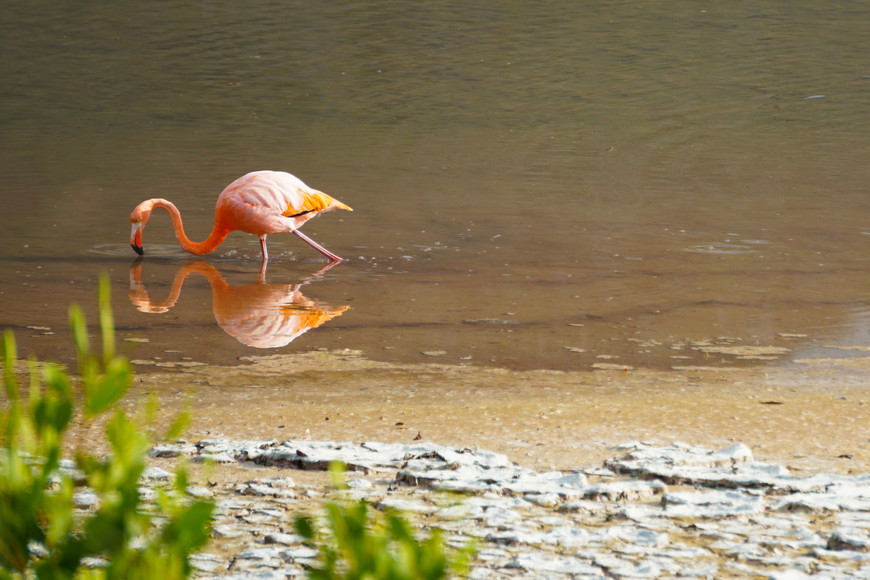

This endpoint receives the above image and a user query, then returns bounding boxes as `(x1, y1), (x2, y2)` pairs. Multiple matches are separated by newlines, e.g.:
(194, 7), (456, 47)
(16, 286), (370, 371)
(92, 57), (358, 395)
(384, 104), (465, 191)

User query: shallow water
(2, 2), (870, 372)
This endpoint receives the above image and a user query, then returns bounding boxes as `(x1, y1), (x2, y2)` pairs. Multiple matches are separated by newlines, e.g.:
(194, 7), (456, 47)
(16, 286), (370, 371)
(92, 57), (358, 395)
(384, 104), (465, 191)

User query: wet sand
(125, 350), (870, 476)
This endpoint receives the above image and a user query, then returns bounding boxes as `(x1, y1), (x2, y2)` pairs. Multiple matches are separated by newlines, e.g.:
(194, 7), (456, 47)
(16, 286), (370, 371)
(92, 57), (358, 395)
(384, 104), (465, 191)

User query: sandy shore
(53, 350), (870, 577)
(125, 349), (870, 476)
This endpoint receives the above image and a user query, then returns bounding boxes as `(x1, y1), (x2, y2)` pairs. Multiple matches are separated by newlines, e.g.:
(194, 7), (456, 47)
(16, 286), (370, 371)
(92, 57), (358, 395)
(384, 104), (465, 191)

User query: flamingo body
(130, 171), (352, 262)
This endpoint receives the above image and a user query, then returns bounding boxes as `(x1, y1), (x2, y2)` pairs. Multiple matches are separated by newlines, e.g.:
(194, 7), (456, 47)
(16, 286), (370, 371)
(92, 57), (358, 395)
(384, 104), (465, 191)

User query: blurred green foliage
(0, 274), (214, 579)
(294, 463), (476, 580)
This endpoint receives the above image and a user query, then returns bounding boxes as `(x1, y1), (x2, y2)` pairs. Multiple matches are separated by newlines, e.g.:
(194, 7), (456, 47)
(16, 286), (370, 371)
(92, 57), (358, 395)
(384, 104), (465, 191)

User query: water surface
(2, 2), (870, 372)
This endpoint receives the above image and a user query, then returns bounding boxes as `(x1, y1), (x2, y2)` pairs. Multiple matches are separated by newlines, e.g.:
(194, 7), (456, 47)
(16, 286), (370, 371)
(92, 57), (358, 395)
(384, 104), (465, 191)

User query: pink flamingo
(130, 170), (352, 263)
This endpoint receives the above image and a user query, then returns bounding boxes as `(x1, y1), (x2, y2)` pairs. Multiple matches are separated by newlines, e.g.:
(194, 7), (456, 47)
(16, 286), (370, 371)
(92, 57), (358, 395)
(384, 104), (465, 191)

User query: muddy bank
(126, 350), (870, 475)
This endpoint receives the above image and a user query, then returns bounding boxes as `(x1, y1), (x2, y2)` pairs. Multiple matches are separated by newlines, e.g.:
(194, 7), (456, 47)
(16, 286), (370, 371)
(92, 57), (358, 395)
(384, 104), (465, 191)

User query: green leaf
(295, 464), (478, 579)
(98, 274), (115, 366)
(42, 362), (72, 399)
(173, 465), (189, 493)
(328, 461), (348, 490)
(294, 515), (316, 541)
(43, 476), (75, 548)
(33, 366), (74, 438)
(68, 304), (90, 362)
(83, 358), (131, 417)
(163, 411), (190, 443)
(2, 330), (19, 402)
(26, 356), (41, 408)
(104, 411), (148, 469)
(161, 500), (215, 553)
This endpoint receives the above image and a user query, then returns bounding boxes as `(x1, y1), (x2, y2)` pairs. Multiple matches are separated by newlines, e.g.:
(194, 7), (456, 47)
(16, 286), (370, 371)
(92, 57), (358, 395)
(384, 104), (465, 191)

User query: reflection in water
(129, 261), (349, 348)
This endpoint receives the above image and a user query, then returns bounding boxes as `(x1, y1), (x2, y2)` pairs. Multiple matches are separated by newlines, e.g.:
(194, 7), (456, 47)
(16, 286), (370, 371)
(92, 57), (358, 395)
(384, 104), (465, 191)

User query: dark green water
(2, 2), (870, 371)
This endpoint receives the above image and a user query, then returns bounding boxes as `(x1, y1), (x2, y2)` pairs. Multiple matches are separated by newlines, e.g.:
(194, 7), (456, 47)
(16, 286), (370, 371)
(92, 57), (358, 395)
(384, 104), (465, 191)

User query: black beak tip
(132, 244), (144, 256)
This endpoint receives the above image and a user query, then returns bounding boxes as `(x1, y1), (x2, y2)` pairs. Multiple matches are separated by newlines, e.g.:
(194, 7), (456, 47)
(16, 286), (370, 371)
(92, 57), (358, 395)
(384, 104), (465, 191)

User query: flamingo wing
(218, 171), (350, 236)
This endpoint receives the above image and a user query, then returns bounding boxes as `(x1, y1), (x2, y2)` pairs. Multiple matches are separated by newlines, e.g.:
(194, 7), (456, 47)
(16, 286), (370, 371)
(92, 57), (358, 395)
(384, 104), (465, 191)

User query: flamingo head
(129, 201), (154, 256)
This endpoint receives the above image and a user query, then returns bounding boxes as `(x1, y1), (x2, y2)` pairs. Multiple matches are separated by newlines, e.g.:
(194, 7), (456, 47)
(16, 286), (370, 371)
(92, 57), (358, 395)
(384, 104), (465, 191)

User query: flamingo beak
(130, 222), (144, 255)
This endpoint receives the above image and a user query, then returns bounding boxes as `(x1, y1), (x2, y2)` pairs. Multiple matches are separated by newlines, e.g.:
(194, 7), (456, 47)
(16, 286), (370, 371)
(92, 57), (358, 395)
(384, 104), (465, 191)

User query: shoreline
(51, 349), (870, 576)
(126, 349), (870, 475)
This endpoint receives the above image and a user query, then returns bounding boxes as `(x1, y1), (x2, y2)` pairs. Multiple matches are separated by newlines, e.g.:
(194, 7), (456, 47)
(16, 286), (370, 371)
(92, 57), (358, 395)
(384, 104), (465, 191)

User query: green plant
(294, 464), (476, 580)
(0, 274), (214, 579)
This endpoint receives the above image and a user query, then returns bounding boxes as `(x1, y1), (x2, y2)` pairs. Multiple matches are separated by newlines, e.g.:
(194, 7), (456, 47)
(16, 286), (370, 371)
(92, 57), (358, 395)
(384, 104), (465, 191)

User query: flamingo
(130, 170), (352, 263)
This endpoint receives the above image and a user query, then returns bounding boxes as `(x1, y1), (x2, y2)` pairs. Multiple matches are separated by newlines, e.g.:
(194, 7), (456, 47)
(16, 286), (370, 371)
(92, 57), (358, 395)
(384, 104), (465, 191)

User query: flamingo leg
(292, 229), (343, 262)
(259, 235), (269, 262)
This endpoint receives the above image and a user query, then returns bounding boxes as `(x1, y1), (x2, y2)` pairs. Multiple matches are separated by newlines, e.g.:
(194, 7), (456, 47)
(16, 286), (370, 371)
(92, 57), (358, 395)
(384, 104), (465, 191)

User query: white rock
(220, 571), (296, 579)
(79, 556), (108, 569)
(767, 570), (813, 580)
(188, 552), (224, 572)
(237, 483), (280, 496)
(199, 451), (236, 464)
(73, 491), (99, 508)
(212, 524), (247, 539)
(810, 547), (870, 563)
(262, 532), (304, 546)
(376, 497), (433, 513)
(150, 444), (187, 457)
(543, 525), (590, 547)
(434, 502), (479, 519)
(279, 545), (320, 561)
(506, 552), (600, 574)
(525, 492), (561, 507)
(558, 499), (608, 514)
(584, 480), (667, 501)
(486, 528), (549, 546)
(662, 490), (765, 518)
(142, 466), (172, 480)
(827, 528), (870, 552)
(346, 477), (372, 489)
(187, 485), (212, 498)
(240, 512), (281, 525)
(772, 493), (844, 513)
(234, 547), (285, 564)
(616, 442), (752, 467)
(593, 554), (661, 578)
(600, 525), (669, 548)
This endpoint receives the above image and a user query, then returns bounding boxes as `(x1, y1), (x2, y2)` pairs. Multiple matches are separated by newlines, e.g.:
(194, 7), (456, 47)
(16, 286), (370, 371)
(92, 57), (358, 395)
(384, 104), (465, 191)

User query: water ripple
(684, 242), (756, 255)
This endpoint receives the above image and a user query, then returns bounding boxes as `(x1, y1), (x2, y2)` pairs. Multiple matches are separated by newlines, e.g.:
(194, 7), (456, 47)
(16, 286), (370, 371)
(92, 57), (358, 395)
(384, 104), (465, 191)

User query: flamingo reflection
(129, 261), (349, 348)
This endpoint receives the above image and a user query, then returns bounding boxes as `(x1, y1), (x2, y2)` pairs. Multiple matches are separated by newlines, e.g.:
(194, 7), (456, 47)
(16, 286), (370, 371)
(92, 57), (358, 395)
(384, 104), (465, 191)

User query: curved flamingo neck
(148, 199), (230, 256)
(128, 262), (229, 313)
